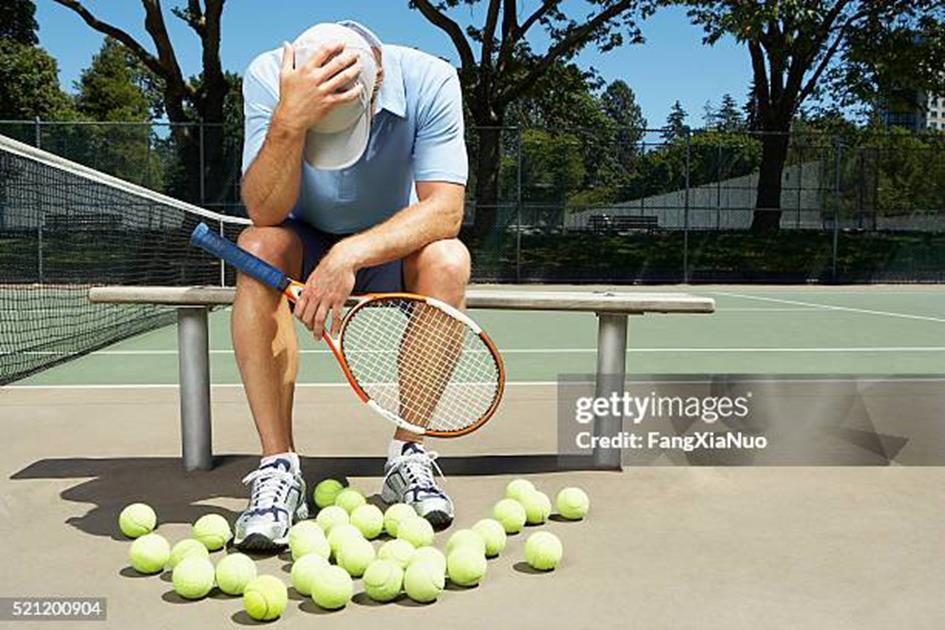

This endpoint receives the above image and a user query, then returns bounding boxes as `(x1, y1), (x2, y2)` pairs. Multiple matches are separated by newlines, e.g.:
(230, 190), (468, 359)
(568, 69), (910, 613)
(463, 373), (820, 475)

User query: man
(233, 21), (469, 551)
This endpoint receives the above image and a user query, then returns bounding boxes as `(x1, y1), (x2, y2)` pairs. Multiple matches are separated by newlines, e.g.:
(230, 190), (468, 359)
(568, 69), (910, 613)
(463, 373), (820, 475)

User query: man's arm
(293, 181), (464, 337)
(241, 42), (363, 226)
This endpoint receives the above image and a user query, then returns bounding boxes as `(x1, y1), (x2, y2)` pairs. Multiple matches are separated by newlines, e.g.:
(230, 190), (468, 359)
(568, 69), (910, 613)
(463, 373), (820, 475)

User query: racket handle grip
(190, 222), (290, 292)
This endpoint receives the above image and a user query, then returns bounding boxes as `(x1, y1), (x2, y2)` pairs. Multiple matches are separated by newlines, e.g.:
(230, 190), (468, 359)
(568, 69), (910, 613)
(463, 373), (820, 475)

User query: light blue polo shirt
(242, 43), (468, 234)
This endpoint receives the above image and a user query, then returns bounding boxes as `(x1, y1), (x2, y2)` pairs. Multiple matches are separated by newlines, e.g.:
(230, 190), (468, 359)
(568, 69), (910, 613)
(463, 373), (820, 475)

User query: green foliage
(0, 0), (38, 46)
(662, 100), (688, 141)
(75, 38), (153, 122)
(0, 39), (73, 119)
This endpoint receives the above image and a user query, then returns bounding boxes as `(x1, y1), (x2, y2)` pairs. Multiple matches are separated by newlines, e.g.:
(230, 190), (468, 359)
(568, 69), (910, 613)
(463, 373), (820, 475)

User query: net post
(592, 312), (628, 470)
(177, 306), (213, 471)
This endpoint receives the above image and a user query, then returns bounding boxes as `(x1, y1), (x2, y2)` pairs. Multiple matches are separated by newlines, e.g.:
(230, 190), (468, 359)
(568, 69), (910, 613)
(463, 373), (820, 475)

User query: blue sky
(35, 0), (751, 128)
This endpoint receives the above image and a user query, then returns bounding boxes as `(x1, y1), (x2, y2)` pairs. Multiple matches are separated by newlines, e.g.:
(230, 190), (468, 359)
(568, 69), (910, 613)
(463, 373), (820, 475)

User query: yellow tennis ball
(313, 478), (345, 509)
(118, 503), (157, 538)
(520, 490), (552, 525)
(166, 538), (209, 569)
(334, 488), (366, 514)
(243, 575), (288, 621)
(309, 565), (353, 610)
(446, 529), (486, 557)
(397, 516), (434, 548)
(215, 553), (257, 595)
(383, 503), (417, 537)
(289, 524), (330, 561)
(128, 533), (170, 574)
(377, 539), (416, 569)
(447, 546), (488, 587)
(556, 487), (590, 520)
(408, 546), (447, 575)
(472, 518), (507, 557)
(172, 556), (215, 599)
(524, 531), (563, 571)
(492, 499), (527, 534)
(315, 505), (349, 534)
(192, 513), (232, 551)
(362, 559), (404, 603)
(336, 537), (375, 577)
(290, 554), (329, 596)
(350, 504), (384, 539)
(403, 560), (444, 603)
(327, 523), (363, 556)
(505, 478), (536, 502)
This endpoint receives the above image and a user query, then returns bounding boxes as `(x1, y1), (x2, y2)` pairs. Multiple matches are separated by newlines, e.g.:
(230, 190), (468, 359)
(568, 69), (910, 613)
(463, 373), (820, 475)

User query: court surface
(2, 285), (945, 629)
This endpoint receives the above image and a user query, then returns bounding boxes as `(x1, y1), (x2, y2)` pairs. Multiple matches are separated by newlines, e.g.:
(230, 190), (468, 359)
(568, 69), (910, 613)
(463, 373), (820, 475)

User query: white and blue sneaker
(233, 452), (308, 552)
(382, 442), (454, 528)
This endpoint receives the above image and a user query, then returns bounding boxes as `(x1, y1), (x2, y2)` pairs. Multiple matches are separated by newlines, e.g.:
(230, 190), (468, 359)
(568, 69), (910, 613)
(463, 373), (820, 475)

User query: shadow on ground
(10, 453), (570, 540)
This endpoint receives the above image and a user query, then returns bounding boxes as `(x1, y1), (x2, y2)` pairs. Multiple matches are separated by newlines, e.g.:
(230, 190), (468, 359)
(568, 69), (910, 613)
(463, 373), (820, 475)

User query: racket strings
(340, 298), (501, 433)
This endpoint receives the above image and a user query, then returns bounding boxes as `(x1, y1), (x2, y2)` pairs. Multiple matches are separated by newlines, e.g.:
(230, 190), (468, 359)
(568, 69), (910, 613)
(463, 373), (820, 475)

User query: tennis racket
(190, 222), (504, 437)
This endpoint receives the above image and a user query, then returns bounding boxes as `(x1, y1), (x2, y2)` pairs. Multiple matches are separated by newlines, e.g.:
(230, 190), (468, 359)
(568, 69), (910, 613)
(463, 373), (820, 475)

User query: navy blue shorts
(281, 217), (404, 293)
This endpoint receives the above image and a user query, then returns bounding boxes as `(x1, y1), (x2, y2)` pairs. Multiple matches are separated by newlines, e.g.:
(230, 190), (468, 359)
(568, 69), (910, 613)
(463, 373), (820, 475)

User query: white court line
(711, 290), (945, 324)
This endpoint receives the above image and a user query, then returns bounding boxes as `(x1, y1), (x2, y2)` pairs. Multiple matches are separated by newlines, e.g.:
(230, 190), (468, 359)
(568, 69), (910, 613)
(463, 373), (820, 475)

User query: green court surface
(13, 285), (945, 387)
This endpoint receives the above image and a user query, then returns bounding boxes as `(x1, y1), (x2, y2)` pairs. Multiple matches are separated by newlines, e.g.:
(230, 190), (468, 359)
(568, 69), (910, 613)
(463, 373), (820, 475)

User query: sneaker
(233, 453), (308, 552)
(381, 443), (453, 528)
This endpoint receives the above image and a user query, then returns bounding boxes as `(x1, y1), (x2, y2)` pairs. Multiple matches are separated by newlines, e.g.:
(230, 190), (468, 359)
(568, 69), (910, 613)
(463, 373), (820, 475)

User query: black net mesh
(0, 134), (249, 385)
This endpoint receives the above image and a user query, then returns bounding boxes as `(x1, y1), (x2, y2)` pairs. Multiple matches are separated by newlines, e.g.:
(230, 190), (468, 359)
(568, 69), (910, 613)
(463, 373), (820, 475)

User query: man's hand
(294, 246), (357, 340)
(273, 41), (364, 134)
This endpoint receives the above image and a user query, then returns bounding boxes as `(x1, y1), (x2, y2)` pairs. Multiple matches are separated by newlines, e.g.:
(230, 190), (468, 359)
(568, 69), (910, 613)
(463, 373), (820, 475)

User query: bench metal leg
(593, 313), (628, 470)
(177, 307), (213, 471)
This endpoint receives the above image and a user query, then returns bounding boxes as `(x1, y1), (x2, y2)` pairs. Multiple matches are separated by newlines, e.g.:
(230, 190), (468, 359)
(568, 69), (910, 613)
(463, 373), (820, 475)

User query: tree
(663, 100), (688, 141)
(0, 0), (38, 45)
(716, 93), (743, 131)
(601, 79), (647, 170)
(409, 0), (652, 236)
(679, 0), (945, 232)
(75, 38), (155, 121)
(52, 0), (231, 206)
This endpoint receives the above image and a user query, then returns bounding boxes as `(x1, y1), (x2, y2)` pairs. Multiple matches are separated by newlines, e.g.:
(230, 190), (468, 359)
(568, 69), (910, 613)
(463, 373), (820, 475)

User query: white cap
(292, 22), (380, 170)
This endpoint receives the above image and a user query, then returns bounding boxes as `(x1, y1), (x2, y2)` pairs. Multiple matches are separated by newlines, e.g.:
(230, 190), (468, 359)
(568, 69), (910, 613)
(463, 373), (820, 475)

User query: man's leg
(231, 225), (308, 552)
(381, 238), (471, 527)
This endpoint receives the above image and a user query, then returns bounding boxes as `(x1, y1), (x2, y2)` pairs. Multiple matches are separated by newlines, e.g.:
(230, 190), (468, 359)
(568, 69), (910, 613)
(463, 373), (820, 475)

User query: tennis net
(0, 134), (250, 385)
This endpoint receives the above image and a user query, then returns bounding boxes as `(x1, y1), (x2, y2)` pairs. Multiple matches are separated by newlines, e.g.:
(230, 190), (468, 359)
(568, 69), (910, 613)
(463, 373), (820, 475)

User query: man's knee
(411, 239), (471, 285)
(236, 226), (299, 271)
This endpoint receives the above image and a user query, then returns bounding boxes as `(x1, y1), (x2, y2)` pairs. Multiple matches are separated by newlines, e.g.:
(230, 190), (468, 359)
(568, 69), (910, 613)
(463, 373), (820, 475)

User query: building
(880, 90), (945, 131)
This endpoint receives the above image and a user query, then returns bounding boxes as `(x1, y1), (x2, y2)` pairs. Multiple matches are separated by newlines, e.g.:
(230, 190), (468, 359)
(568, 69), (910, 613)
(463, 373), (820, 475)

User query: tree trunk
(472, 124), (502, 238)
(751, 131), (790, 232)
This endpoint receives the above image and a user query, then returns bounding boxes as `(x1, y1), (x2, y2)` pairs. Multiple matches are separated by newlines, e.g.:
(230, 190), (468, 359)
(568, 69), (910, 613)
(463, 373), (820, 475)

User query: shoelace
(241, 467), (296, 512)
(384, 450), (446, 494)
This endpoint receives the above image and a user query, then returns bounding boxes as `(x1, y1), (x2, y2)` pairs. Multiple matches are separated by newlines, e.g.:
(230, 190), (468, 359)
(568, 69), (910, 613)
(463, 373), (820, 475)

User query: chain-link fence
(3, 119), (944, 283)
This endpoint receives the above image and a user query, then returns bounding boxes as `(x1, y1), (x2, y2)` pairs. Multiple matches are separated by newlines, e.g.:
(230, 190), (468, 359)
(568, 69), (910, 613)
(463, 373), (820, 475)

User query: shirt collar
(375, 47), (406, 119)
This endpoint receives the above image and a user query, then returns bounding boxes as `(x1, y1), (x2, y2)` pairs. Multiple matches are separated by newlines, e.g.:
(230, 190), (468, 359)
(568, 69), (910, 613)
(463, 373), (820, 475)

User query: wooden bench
(89, 286), (714, 471)
(588, 214), (659, 233)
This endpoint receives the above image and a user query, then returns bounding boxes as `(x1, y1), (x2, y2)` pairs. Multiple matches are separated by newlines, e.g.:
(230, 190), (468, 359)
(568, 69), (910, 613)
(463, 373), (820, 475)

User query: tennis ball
(327, 523), (363, 556)
(446, 529), (486, 557)
(118, 503), (157, 538)
(408, 546), (447, 574)
(192, 513), (232, 551)
(289, 525), (330, 562)
(524, 531), (563, 571)
(215, 553), (257, 595)
(362, 559), (404, 602)
(377, 538), (416, 569)
(350, 504), (384, 539)
(336, 537), (375, 577)
(403, 560), (444, 603)
(505, 478), (536, 502)
(172, 556), (215, 599)
(493, 499), (527, 534)
(556, 487), (590, 520)
(310, 565), (353, 610)
(128, 533), (170, 574)
(315, 505), (349, 533)
(166, 538), (210, 569)
(334, 488), (366, 514)
(397, 516), (434, 548)
(520, 490), (552, 525)
(243, 575), (288, 621)
(472, 518), (507, 557)
(447, 546), (488, 587)
(314, 478), (345, 509)
(383, 503), (416, 537)
(290, 554), (329, 596)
